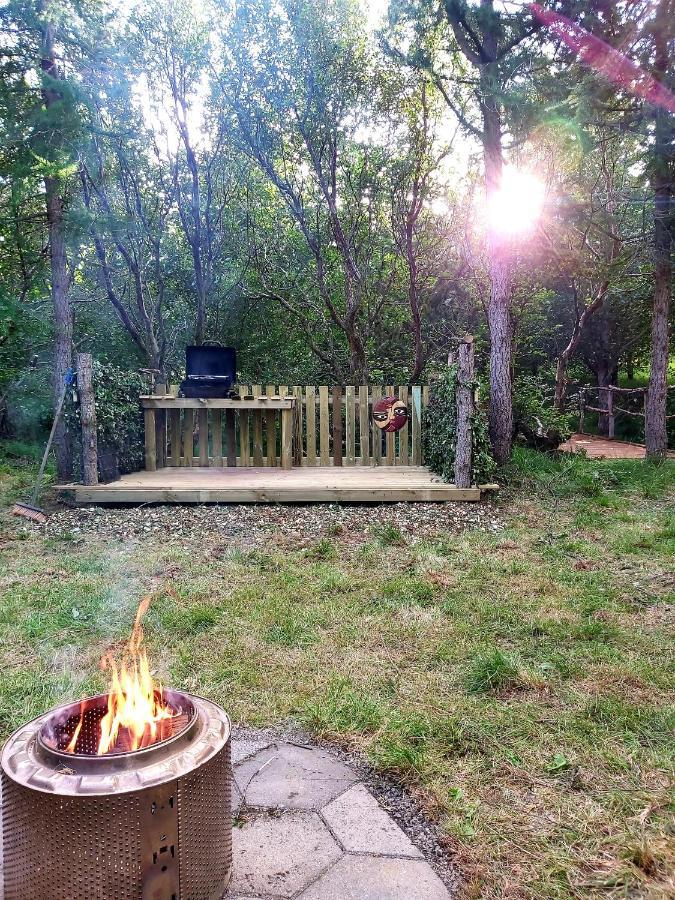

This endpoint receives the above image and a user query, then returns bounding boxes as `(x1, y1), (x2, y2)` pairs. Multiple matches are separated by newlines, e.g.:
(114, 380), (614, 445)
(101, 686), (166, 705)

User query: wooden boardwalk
(559, 433), (675, 460)
(58, 466), (481, 504)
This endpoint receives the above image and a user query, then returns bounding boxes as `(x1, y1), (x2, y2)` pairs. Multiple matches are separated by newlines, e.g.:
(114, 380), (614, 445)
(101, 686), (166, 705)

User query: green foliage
(92, 363), (144, 474)
(464, 648), (522, 694)
(512, 374), (574, 449)
(65, 362), (144, 476)
(424, 367), (495, 484)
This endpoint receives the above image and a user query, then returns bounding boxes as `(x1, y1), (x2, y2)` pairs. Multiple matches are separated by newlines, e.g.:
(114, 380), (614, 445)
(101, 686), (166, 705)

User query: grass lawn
(1, 444), (673, 898)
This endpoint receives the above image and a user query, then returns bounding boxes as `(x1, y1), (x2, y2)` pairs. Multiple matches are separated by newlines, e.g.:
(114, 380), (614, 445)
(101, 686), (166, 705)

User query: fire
(67, 597), (176, 755)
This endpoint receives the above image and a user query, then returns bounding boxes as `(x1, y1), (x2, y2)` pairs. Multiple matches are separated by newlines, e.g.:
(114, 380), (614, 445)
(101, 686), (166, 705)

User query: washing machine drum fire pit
(1, 689), (232, 900)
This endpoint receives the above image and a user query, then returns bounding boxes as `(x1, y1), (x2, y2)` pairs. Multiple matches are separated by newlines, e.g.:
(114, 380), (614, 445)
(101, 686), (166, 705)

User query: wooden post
(155, 382), (166, 468)
(332, 386), (343, 466)
(280, 406), (293, 470)
(578, 388), (586, 435)
(225, 409), (236, 467)
(607, 387), (615, 440)
(76, 353), (98, 485)
(144, 408), (156, 472)
(454, 335), (475, 489)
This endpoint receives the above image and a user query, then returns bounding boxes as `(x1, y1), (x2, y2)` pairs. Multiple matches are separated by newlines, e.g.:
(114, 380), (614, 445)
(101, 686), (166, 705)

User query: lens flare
(486, 169), (546, 236)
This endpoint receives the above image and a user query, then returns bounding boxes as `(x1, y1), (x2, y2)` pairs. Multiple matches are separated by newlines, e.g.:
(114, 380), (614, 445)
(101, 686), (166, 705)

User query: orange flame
(66, 597), (176, 755)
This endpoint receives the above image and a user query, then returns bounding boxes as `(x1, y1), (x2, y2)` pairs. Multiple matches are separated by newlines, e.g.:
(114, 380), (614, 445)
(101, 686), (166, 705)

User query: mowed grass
(0, 446), (673, 899)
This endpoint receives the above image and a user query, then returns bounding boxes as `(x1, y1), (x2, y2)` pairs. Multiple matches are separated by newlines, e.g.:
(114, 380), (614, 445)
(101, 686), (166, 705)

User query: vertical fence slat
(332, 386), (343, 466)
(412, 386), (422, 465)
(239, 385), (250, 465)
(398, 386), (409, 466)
(292, 386), (303, 466)
(345, 386), (355, 465)
(265, 383), (276, 466)
(371, 385), (382, 465)
(252, 385), (264, 465)
(198, 408), (209, 467)
(144, 408), (156, 472)
(306, 386), (317, 466)
(359, 385), (369, 466)
(154, 383), (166, 468)
(225, 409), (236, 467)
(170, 409), (181, 466)
(212, 409), (223, 467)
(181, 409), (193, 466)
(385, 384), (395, 465)
(422, 385), (430, 463)
(319, 386), (330, 465)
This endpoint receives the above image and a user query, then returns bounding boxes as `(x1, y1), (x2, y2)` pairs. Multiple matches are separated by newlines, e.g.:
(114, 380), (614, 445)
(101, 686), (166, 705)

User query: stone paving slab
(321, 783), (423, 858)
(233, 742), (358, 810)
(297, 854), (451, 899)
(227, 739), (454, 898)
(230, 810), (341, 898)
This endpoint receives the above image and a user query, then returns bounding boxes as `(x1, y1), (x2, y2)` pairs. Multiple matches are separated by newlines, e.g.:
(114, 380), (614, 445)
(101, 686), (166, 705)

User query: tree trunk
(76, 353), (98, 485)
(454, 335), (475, 488)
(481, 57), (513, 466)
(645, 0), (673, 461)
(41, 18), (73, 480)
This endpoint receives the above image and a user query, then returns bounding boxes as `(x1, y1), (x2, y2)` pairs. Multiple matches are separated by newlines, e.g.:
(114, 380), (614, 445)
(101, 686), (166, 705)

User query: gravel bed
(232, 723), (463, 896)
(29, 500), (505, 549)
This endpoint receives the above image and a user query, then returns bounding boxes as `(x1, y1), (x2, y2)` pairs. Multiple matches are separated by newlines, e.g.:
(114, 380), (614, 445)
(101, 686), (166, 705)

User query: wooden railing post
(332, 386), (343, 466)
(578, 388), (586, 435)
(607, 387), (615, 439)
(454, 335), (475, 488)
(76, 353), (98, 485)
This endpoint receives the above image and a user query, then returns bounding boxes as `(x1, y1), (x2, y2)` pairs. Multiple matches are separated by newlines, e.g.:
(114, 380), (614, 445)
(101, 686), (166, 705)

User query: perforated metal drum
(1, 690), (232, 900)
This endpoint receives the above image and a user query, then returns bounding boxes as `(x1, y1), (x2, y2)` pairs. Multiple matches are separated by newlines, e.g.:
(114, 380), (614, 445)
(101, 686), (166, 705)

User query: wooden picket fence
(149, 384), (431, 468)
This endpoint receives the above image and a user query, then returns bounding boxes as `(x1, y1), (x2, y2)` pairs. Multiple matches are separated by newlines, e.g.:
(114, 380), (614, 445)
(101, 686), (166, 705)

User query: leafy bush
(67, 361), (144, 477)
(512, 374), (573, 450)
(424, 366), (495, 483)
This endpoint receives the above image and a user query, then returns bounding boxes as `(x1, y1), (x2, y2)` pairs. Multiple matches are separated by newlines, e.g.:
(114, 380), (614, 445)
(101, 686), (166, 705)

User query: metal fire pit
(1, 689), (232, 899)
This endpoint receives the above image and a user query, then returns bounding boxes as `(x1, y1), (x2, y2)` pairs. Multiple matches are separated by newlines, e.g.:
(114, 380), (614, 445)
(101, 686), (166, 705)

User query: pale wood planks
(266, 383), (276, 466)
(198, 408), (209, 467)
(238, 385), (250, 466)
(142, 384), (430, 471)
(398, 385), (409, 466)
(345, 386), (355, 465)
(332, 386), (343, 467)
(212, 409), (223, 467)
(182, 409), (193, 467)
(252, 385), (264, 466)
(385, 384), (395, 466)
(371, 385), (382, 465)
(411, 386), (422, 466)
(319, 386), (330, 465)
(359, 385), (369, 466)
(65, 465), (480, 504)
(306, 386), (317, 465)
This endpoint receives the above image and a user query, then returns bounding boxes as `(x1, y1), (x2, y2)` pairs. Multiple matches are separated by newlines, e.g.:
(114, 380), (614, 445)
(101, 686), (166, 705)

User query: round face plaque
(373, 396), (409, 432)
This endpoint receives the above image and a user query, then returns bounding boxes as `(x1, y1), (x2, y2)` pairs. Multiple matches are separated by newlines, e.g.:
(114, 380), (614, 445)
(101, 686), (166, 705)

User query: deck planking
(58, 466), (481, 504)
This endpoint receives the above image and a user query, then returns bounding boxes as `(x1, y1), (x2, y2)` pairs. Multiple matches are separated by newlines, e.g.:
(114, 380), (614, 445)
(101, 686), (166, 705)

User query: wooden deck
(58, 466), (480, 504)
(559, 433), (675, 460)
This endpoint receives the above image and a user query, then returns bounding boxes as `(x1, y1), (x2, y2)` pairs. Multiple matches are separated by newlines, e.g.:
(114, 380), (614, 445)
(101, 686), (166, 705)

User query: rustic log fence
(579, 385), (675, 439)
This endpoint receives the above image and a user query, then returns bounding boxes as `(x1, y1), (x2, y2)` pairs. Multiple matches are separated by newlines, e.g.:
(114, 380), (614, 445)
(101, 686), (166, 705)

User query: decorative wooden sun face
(373, 396), (409, 432)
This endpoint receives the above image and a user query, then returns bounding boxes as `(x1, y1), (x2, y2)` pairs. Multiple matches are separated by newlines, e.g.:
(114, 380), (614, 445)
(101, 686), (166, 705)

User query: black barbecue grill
(179, 345), (237, 398)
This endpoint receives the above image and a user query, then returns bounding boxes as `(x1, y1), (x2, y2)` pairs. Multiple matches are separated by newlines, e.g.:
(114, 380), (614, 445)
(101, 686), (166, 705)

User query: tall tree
(388, 0), (547, 463)
(644, 0), (674, 461)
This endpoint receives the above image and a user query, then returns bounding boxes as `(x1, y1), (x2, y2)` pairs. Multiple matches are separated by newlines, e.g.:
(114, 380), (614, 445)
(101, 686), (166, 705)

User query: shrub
(424, 366), (495, 483)
(67, 361), (145, 476)
(513, 374), (573, 450)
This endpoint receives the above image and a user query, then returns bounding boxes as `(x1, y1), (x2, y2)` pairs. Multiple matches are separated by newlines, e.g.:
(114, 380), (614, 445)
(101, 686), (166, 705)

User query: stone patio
(228, 739), (453, 899)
